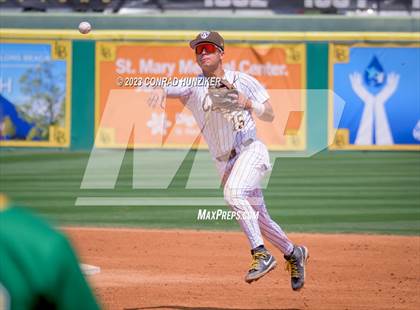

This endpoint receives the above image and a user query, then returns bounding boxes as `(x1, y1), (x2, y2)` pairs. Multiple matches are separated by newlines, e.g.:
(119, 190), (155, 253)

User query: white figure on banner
(146, 112), (172, 135)
(349, 56), (400, 145)
(413, 120), (420, 141)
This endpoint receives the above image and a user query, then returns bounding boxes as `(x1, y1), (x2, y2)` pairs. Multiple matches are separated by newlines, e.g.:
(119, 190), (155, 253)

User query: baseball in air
(78, 21), (91, 34)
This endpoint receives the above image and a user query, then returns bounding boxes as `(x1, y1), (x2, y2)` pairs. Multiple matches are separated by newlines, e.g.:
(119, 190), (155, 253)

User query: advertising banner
(95, 42), (306, 150)
(0, 40), (71, 147)
(329, 43), (420, 150)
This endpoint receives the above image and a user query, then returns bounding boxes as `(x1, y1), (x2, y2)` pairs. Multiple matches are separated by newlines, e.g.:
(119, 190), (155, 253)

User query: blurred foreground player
(0, 194), (100, 310)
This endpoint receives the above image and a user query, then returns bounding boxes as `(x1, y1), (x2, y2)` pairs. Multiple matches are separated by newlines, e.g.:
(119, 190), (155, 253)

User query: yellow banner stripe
(1, 29), (419, 41)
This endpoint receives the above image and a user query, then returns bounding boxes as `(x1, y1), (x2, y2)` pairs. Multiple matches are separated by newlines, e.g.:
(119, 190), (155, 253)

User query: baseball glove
(206, 79), (242, 113)
(201, 78), (246, 131)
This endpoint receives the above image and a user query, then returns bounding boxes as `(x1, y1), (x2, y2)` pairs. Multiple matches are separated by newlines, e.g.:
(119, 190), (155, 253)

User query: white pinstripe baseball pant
(216, 140), (294, 255)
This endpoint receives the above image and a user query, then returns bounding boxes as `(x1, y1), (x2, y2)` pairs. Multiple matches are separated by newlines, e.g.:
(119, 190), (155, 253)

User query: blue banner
(0, 41), (71, 147)
(330, 44), (420, 150)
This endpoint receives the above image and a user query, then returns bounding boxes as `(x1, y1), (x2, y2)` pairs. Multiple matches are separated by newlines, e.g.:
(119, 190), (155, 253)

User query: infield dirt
(65, 227), (420, 310)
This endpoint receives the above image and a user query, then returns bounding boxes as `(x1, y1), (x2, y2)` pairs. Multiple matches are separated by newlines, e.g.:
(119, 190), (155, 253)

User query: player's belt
(216, 138), (254, 162)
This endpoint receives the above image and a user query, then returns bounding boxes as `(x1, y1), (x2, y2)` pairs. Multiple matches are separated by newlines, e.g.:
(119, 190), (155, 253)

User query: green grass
(0, 150), (419, 235)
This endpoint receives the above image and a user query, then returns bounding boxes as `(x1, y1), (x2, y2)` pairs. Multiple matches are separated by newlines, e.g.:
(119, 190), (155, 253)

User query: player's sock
(251, 244), (266, 253)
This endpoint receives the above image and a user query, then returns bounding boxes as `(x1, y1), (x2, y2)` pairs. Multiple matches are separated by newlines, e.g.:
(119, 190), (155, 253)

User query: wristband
(251, 101), (265, 117)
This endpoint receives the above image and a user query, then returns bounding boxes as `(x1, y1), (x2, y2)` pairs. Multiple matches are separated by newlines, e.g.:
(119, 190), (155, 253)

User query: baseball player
(149, 31), (309, 290)
(0, 194), (100, 309)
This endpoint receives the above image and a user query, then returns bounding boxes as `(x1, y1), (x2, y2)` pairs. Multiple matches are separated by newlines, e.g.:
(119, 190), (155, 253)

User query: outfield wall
(0, 14), (419, 151)
(1, 13), (419, 32)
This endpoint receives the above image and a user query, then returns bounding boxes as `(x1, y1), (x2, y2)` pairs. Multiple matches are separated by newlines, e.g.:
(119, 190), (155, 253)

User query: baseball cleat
(245, 247), (277, 284)
(284, 245), (309, 291)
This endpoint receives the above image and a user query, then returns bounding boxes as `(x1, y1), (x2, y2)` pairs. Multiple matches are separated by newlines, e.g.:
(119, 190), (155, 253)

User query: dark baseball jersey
(0, 201), (100, 310)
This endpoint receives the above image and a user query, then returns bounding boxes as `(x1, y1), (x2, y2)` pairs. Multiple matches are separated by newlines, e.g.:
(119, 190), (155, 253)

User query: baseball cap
(189, 31), (224, 51)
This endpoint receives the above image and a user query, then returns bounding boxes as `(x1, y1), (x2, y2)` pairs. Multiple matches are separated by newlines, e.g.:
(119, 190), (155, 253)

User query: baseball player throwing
(149, 31), (309, 290)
